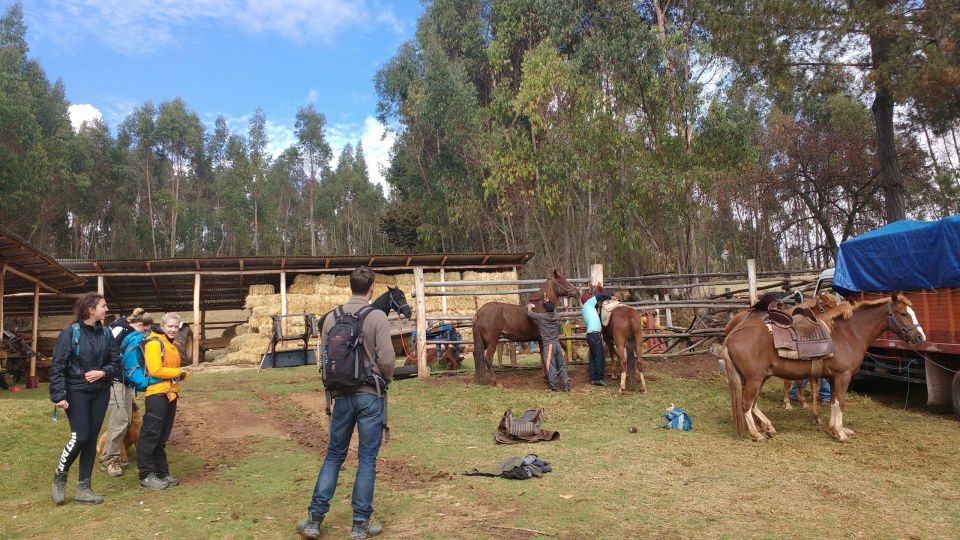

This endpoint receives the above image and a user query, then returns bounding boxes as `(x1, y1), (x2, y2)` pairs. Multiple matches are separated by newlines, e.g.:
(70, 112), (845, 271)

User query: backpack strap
(139, 337), (166, 377)
(70, 323), (81, 360)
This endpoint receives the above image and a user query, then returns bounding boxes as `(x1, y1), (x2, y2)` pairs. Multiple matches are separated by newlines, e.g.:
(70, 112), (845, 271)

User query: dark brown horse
(594, 286), (647, 394)
(472, 270), (578, 385)
(722, 293), (926, 442)
(723, 292), (850, 410)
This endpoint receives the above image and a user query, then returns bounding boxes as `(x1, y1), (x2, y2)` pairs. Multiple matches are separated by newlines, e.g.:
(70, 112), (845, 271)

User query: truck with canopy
(815, 215), (960, 417)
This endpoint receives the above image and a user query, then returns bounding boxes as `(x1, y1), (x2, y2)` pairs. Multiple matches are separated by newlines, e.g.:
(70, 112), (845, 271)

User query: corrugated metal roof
(0, 224), (85, 294)
(2, 252), (533, 316)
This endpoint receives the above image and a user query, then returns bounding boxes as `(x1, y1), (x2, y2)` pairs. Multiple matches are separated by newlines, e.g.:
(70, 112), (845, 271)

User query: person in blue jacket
(49, 293), (122, 505)
(581, 291), (613, 385)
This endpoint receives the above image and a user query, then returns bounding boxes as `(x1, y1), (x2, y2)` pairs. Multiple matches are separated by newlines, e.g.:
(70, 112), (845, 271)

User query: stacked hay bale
(215, 269), (521, 366)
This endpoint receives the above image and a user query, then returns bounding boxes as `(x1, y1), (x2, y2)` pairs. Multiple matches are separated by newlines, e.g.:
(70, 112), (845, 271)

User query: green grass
(2, 362), (958, 539)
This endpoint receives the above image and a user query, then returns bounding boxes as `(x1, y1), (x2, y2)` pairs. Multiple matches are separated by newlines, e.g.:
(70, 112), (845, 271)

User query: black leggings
(56, 388), (110, 480)
(137, 394), (177, 480)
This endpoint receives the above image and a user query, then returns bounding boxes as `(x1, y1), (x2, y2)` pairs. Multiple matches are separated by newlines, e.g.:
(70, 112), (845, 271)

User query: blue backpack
(119, 331), (163, 391)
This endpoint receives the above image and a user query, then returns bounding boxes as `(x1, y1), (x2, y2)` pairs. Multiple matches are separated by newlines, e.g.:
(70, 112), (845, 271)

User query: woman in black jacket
(49, 293), (122, 505)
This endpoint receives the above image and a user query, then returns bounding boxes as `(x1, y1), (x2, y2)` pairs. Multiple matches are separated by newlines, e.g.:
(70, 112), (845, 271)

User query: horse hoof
(783, 402), (793, 411)
(751, 435), (767, 443)
(800, 402), (808, 409)
(842, 427), (856, 437)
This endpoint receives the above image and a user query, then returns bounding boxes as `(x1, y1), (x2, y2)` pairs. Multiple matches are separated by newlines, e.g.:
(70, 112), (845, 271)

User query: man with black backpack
(297, 267), (394, 540)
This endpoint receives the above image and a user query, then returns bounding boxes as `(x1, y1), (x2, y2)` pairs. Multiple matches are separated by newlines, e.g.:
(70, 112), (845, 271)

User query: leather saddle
(764, 302), (834, 360)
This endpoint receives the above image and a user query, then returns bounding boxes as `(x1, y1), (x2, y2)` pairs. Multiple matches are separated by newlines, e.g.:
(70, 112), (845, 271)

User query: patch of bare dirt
(650, 353), (723, 381)
(171, 398), (289, 461)
(418, 353), (722, 391)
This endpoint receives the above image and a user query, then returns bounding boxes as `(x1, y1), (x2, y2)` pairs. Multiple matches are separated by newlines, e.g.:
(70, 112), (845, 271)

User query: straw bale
(293, 274), (335, 286)
(244, 294), (278, 309)
(234, 324), (251, 336)
(248, 284), (275, 295)
(225, 332), (271, 354)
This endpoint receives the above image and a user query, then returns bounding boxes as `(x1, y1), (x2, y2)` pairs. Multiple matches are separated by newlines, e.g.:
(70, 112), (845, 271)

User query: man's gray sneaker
(159, 475), (179, 486)
(295, 513), (323, 539)
(51, 471), (68, 505)
(74, 478), (104, 504)
(140, 473), (168, 490)
(350, 520), (383, 539)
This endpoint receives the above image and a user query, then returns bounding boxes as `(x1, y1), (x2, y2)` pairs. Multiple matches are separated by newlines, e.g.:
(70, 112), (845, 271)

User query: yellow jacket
(143, 331), (185, 399)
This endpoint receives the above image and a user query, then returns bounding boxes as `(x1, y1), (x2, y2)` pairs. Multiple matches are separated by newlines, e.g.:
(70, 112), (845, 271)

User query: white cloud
(68, 103), (103, 131)
(358, 115), (395, 189)
(33, 0), (402, 55)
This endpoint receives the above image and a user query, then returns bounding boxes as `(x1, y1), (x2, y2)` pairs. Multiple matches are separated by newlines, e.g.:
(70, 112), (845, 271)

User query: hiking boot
(159, 475), (179, 486)
(75, 478), (104, 504)
(295, 513), (323, 539)
(139, 473), (168, 490)
(51, 471), (68, 505)
(351, 520), (383, 539)
(563, 382), (571, 392)
(106, 459), (123, 478)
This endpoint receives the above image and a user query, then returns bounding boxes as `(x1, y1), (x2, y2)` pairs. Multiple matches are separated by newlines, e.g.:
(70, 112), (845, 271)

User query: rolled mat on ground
(463, 454), (553, 479)
(494, 408), (560, 444)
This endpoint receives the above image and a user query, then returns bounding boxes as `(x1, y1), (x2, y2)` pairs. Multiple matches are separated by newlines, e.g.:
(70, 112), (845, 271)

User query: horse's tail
(473, 317), (486, 385)
(722, 344), (746, 437)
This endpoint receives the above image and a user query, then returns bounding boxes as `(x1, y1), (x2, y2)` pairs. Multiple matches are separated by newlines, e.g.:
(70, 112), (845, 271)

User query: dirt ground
(422, 353), (724, 392)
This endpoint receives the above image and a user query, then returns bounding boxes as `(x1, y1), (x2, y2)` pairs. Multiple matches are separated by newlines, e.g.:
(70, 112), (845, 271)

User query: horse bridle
(390, 293), (411, 318)
(887, 302), (922, 343)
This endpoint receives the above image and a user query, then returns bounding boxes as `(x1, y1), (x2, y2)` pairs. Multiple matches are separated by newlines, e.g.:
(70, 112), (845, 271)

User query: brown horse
(593, 286), (647, 394)
(722, 293), (925, 442)
(472, 270), (578, 385)
(724, 292), (850, 410)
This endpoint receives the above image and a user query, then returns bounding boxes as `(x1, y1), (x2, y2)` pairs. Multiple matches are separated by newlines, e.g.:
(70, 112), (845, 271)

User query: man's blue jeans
(308, 392), (384, 521)
(790, 378), (831, 402)
(586, 332), (605, 382)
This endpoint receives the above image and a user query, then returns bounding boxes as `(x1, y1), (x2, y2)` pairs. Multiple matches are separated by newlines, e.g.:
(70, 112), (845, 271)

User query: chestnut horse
(593, 287), (647, 394)
(472, 270), (578, 385)
(724, 292), (850, 410)
(722, 293), (925, 442)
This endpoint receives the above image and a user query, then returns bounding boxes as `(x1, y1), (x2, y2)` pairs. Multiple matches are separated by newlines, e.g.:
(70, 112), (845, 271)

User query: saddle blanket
(601, 300), (626, 327)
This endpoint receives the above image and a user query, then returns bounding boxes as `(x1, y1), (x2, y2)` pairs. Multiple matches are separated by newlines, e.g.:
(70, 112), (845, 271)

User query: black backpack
(321, 305), (381, 394)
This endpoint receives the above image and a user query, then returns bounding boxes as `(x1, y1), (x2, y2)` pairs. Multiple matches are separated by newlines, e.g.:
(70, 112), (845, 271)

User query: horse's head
(549, 269), (579, 298)
(887, 293), (926, 345)
(388, 286), (413, 319)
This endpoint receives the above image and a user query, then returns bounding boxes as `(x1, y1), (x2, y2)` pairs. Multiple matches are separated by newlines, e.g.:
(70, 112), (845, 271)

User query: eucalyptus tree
(294, 104), (332, 255)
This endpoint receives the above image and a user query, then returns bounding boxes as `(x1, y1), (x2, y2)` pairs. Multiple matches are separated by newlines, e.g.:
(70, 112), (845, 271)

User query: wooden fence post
(193, 273), (200, 367)
(747, 259), (758, 305)
(414, 267), (430, 378)
(590, 264), (604, 287)
(28, 283), (39, 388)
(440, 268), (447, 315)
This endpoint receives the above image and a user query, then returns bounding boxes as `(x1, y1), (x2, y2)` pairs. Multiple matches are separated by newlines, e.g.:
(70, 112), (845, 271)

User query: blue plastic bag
(661, 404), (692, 431)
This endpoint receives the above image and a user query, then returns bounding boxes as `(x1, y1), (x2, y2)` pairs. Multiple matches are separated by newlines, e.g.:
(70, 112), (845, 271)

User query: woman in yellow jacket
(137, 312), (189, 490)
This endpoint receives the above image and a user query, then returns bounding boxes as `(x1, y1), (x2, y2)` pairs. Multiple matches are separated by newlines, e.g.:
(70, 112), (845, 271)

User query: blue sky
(11, 0), (426, 187)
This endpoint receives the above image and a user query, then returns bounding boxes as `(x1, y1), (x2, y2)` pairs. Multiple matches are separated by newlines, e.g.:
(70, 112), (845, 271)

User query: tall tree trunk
(144, 160), (158, 258)
(869, 31), (905, 223)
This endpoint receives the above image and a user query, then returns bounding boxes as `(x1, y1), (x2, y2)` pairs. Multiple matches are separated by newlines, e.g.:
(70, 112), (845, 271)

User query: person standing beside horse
(137, 313), (190, 490)
(581, 292), (613, 386)
(49, 293), (122, 505)
(99, 308), (148, 477)
(527, 300), (571, 392)
(297, 266), (393, 540)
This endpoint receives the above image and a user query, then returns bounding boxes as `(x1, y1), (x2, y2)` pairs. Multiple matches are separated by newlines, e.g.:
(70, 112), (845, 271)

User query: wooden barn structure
(0, 225), (85, 387)
(2, 252), (533, 367)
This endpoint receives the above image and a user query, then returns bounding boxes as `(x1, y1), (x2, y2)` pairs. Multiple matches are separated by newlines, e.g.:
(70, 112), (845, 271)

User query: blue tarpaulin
(834, 215), (960, 293)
